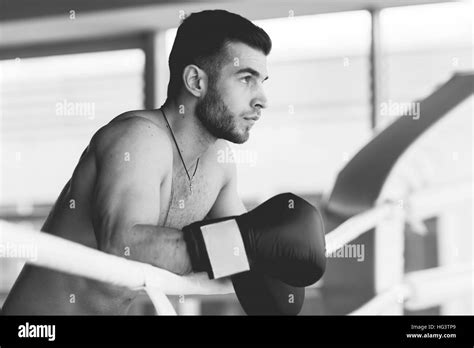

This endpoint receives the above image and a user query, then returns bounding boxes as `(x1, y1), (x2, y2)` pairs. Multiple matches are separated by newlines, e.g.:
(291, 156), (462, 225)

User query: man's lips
(244, 115), (260, 121)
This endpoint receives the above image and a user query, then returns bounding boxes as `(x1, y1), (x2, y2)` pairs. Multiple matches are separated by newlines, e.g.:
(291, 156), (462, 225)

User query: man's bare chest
(160, 166), (223, 229)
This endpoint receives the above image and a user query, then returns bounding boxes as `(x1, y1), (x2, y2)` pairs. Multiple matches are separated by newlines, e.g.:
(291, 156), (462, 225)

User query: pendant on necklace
(189, 181), (193, 195)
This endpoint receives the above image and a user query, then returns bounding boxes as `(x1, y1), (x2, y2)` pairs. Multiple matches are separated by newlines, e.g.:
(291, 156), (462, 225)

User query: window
(380, 2), (472, 189)
(379, 2), (472, 127)
(242, 12), (372, 198)
(0, 49), (145, 206)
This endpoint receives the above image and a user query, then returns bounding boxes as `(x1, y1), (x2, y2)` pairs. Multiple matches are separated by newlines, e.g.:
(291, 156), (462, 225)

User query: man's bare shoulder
(90, 113), (173, 168)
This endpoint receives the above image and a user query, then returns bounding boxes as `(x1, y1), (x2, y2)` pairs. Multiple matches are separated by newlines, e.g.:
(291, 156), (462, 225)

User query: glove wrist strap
(185, 218), (252, 279)
(183, 224), (212, 276)
(200, 219), (250, 278)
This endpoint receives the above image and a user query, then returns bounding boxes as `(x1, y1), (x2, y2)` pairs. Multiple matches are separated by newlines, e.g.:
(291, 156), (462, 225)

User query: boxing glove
(182, 192), (326, 287)
(231, 271), (305, 315)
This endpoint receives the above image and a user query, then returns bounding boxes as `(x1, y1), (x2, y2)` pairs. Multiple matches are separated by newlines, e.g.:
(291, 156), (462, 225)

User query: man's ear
(182, 65), (207, 97)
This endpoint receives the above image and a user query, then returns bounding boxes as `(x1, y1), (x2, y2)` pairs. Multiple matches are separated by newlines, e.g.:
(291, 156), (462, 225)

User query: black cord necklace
(161, 109), (200, 194)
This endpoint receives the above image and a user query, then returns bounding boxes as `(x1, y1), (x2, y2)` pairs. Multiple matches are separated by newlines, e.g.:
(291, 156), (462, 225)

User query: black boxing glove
(231, 271), (305, 315)
(182, 193), (326, 287)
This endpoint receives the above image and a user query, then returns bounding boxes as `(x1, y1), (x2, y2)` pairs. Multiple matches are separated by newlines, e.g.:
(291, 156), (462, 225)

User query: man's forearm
(122, 224), (192, 276)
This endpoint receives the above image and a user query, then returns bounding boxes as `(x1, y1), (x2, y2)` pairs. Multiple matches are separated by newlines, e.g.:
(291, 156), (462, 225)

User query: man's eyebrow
(235, 67), (269, 81)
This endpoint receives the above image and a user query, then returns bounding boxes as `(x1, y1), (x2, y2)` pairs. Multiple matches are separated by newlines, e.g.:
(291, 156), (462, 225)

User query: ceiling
(0, 0), (456, 49)
(0, 0), (196, 21)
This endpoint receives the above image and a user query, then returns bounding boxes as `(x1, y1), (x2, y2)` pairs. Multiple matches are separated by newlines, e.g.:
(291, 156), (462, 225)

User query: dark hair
(167, 10), (272, 99)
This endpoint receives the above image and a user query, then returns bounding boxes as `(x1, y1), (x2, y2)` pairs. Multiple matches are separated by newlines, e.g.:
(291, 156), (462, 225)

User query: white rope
(325, 203), (392, 256)
(350, 263), (474, 315)
(1, 204), (395, 301)
(0, 220), (234, 315)
(404, 263), (473, 311)
(1, 180), (470, 315)
(350, 284), (410, 315)
(324, 181), (473, 256)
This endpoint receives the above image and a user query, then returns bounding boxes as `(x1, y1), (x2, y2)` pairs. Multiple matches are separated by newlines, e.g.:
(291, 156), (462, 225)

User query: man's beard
(195, 83), (250, 144)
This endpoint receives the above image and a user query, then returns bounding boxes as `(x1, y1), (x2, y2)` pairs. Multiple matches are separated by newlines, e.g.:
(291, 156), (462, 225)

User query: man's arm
(91, 117), (191, 275)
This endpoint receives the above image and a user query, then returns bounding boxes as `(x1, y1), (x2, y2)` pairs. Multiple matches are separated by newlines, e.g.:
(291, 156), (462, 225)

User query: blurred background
(0, 0), (472, 315)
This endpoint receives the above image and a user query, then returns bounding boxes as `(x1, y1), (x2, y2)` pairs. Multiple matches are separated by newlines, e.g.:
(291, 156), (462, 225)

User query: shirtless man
(2, 10), (271, 314)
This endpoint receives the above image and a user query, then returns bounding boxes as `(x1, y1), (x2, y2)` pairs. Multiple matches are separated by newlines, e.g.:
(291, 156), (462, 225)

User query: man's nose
(252, 86), (268, 110)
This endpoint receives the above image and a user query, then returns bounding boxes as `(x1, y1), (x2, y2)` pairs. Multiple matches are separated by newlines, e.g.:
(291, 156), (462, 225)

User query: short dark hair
(167, 10), (272, 99)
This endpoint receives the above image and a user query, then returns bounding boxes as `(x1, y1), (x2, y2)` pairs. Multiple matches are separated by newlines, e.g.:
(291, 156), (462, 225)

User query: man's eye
(241, 76), (252, 84)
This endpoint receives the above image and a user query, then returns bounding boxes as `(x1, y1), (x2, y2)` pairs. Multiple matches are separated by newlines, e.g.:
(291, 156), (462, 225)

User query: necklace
(161, 109), (200, 194)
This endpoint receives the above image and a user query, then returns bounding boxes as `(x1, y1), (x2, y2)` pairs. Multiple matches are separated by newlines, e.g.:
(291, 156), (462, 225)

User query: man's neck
(159, 99), (216, 169)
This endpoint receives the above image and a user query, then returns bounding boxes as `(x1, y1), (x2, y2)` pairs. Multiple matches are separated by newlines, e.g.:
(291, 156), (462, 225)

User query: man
(3, 10), (324, 315)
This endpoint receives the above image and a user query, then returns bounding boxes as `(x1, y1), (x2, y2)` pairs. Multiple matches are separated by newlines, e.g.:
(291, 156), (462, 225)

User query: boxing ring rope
(350, 263), (473, 315)
(0, 220), (233, 315)
(321, 181), (473, 315)
(324, 203), (392, 257)
(0, 181), (472, 315)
